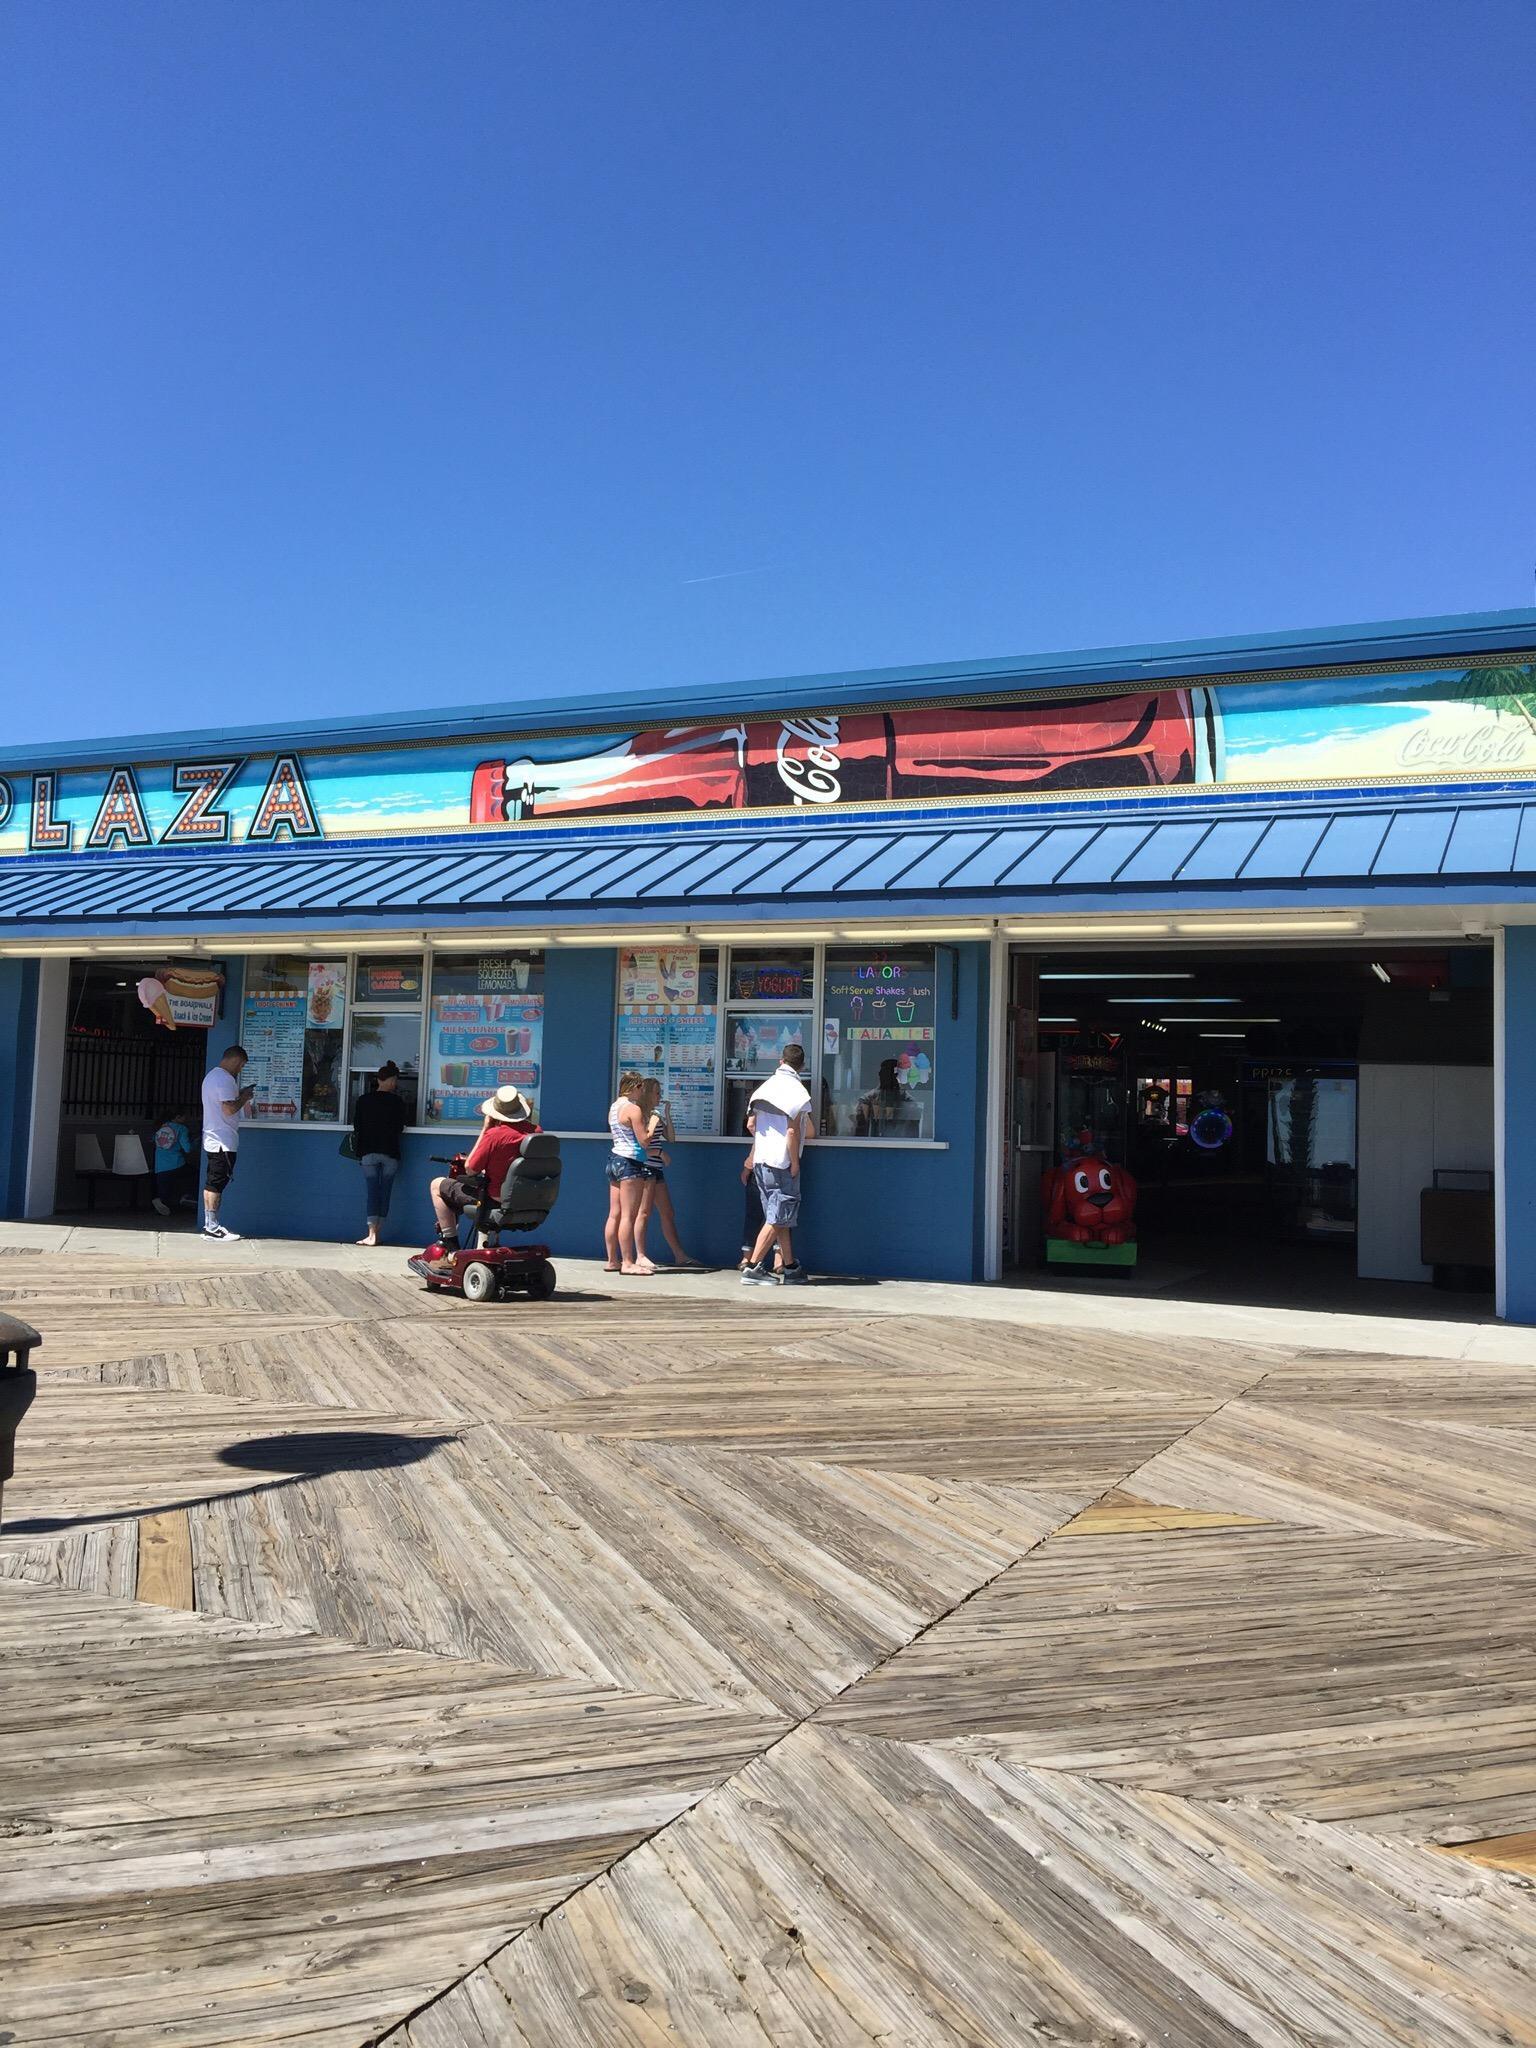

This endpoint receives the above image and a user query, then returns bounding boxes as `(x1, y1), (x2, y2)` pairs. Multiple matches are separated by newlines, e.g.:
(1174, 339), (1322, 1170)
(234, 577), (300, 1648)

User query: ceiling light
(1160, 1016), (1280, 1024)
(1003, 922), (1171, 938)
(554, 931), (689, 946)
(1200, 1031), (1247, 1038)
(1172, 917), (1363, 935)
(1370, 961), (1391, 984)
(1038, 1016), (1077, 1023)
(836, 925), (991, 941)
(1106, 995), (1239, 1005)
(1038, 972), (1194, 981)
(430, 934), (551, 951)
(705, 930), (837, 943)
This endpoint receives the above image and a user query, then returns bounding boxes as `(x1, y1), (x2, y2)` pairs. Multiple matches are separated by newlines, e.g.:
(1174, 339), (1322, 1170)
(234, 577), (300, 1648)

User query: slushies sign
(2, 659), (1533, 856)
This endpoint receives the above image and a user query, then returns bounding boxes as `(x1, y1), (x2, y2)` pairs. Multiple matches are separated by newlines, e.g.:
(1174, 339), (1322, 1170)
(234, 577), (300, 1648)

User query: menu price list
(617, 1005), (718, 1134)
(241, 988), (306, 1121)
(427, 994), (544, 1124)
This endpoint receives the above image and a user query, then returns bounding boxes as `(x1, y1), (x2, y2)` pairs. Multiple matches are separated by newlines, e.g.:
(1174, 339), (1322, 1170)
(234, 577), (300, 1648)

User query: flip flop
(672, 1258), (709, 1270)
(621, 1260), (657, 1275)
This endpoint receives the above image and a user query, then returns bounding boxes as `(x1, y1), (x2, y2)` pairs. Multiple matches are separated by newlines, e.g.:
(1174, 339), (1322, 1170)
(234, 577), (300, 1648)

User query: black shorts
(440, 1172), (487, 1214)
(204, 1148), (237, 1194)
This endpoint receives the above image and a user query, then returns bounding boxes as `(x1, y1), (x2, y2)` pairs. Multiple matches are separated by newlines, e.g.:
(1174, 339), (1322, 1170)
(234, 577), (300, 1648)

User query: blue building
(2, 607), (1534, 1317)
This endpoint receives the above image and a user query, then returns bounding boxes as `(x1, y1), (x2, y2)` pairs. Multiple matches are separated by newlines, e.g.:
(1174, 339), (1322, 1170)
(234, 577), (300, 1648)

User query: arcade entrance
(1003, 942), (1495, 1310)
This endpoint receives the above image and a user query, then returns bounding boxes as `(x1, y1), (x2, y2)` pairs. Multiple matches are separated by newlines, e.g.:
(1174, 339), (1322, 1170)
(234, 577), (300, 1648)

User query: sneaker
(780, 1263), (810, 1285)
(151, 1198), (171, 1217)
(201, 1223), (241, 1241)
(740, 1262), (779, 1285)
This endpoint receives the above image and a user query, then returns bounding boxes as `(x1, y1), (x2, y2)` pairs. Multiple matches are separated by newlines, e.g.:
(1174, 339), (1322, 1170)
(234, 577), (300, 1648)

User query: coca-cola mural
(4, 660), (1533, 854)
(469, 694), (1204, 822)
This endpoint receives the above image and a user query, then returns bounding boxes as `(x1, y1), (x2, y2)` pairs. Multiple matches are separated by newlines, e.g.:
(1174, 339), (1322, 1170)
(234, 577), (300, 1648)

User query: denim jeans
(360, 1152), (399, 1223)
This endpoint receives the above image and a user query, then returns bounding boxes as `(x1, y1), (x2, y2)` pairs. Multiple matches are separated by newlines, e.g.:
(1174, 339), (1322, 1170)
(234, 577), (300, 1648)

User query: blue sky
(3, 1), (1532, 747)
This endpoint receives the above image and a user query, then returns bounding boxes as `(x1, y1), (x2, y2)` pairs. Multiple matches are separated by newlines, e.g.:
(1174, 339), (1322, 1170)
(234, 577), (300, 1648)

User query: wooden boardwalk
(2, 1253), (1536, 2044)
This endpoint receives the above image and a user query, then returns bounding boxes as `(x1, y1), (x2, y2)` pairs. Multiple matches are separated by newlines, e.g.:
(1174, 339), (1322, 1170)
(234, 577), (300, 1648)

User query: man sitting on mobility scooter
(428, 1087), (539, 1247)
(412, 1085), (560, 1300)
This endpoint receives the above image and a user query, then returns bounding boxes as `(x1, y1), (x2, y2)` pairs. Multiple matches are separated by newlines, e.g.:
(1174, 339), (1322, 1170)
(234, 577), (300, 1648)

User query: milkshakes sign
(2, 659), (1533, 855)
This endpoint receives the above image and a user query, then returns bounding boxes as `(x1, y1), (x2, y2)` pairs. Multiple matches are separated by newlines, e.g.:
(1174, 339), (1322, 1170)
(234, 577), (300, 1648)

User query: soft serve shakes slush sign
(4, 659), (1534, 854)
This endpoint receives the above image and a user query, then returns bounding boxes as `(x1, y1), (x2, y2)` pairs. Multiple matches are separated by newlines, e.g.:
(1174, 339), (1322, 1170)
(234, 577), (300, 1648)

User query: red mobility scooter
(407, 1135), (563, 1302)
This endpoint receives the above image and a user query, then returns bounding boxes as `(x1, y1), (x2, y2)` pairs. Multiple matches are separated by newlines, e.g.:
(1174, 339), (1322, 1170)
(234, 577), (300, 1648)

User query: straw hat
(480, 1084), (534, 1124)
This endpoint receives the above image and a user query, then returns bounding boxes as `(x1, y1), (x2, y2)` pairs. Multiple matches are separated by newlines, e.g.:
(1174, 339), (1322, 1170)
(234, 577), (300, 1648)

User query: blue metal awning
(2, 788), (1535, 937)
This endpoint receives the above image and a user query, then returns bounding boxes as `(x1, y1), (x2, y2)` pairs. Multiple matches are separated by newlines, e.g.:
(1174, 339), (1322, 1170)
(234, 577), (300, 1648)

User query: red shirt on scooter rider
(463, 1086), (540, 1192)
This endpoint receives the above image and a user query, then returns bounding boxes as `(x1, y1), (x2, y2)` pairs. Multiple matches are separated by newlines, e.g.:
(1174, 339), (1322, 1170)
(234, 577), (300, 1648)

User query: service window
(723, 946), (815, 1133)
(347, 953), (425, 1120)
(239, 955), (349, 1123)
(425, 950), (545, 1125)
(821, 946), (936, 1139)
(615, 945), (720, 1133)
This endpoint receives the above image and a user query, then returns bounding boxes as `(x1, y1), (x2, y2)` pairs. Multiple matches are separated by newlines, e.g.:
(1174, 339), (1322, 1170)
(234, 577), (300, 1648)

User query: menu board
(616, 1004), (719, 1134)
(619, 946), (699, 1006)
(426, 993), (544, 1123)
(241, 985), (307, 1121)
(724, 1011), (813, 1075)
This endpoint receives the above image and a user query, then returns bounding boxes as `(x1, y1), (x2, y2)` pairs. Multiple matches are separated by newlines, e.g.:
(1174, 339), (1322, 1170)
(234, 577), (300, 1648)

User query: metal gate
(61, 1030), (207, 1123)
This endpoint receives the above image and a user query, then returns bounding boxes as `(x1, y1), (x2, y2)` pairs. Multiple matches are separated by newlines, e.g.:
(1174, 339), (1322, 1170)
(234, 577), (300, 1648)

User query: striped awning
(1, 788), (1533, 936)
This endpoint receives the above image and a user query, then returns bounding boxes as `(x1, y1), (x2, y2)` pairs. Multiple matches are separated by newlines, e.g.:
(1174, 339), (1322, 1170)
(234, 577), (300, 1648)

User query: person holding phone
(200, 1046), (255, 1242)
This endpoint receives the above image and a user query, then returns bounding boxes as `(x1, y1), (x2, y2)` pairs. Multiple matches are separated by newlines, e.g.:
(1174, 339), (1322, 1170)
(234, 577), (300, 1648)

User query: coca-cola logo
(776, 716), (843, 803)
(1400, 722), (1528, 768)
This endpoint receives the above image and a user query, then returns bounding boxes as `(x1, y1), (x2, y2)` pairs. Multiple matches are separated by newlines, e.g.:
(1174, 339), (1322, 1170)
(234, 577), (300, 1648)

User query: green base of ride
(1045, 1237), (1138, 1268)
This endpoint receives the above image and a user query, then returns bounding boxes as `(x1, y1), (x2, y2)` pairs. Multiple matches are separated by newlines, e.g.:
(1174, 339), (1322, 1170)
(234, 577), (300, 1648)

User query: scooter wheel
(461, 1261), (500, 1303)
(525, 1260), (556, 1301)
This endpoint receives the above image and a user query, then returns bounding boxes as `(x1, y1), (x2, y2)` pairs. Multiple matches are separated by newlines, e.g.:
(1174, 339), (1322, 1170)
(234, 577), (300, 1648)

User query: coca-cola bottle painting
(468, 692), (1201, 824)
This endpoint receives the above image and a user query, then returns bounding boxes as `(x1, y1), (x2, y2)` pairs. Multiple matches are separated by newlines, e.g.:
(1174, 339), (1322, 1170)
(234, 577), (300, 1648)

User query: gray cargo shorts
(754, 1162), (801, 1227)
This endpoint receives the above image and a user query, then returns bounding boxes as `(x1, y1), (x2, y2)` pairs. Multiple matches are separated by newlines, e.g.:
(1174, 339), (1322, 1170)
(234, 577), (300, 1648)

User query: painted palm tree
(1454, 665), (1536, 737)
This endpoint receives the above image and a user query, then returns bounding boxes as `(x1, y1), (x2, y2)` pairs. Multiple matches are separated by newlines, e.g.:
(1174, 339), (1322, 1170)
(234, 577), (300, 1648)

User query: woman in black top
(352, 1062), (410, 1245)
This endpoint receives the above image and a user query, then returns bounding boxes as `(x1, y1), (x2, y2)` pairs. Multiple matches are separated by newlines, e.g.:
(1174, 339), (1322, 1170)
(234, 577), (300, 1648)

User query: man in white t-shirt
(200, 1045), (254, 1242)
(741, 1045), (813, 1285)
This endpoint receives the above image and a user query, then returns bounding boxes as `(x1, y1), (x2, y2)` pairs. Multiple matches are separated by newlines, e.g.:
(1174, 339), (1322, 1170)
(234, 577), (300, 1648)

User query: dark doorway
(56, 961), (215, 1222)
(1006, 942), (1494, 1312)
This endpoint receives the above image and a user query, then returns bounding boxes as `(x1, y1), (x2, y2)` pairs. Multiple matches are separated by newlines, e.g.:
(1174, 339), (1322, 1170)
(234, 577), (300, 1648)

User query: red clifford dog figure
(1042, 1154), (1139, 1246)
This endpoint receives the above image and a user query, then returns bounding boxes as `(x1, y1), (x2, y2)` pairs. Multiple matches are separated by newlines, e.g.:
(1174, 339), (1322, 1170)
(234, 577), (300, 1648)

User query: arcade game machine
(1043, 1043), (1139, 1270)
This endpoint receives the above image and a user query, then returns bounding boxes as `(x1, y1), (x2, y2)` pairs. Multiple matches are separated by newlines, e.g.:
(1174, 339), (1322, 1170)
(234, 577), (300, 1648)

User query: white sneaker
(201, 1223), (241, 1241)
(151, 1198), (171, 1217)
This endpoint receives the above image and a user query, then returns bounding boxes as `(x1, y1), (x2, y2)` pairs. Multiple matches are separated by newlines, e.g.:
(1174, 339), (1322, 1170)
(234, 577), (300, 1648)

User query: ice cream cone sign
(137, 962), (225, 1031)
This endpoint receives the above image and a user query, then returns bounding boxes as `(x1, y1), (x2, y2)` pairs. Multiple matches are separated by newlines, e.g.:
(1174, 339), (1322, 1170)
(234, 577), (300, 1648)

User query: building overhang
(0, 785), (1531, 953)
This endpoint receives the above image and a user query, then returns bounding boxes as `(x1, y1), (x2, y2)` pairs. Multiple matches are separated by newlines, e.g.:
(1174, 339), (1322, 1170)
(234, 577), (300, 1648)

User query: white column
(25, 956), (69, 1220)
(982, 928), (1008, 1282)
(1494, 925), (1508, 1319)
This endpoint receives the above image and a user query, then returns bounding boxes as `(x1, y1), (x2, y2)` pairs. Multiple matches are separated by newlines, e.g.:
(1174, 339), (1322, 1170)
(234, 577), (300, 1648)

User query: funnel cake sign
(2, 660), (1533, 854)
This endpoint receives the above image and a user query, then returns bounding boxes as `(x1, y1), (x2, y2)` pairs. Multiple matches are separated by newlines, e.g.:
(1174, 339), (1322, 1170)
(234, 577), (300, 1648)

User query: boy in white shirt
(741, 1044), (813, 1285)
(200, 1045), (255, 1241)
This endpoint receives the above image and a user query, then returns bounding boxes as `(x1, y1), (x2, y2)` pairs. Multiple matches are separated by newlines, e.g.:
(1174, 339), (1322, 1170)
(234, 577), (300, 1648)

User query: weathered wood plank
(0, 1578), (784, 2048)
(826, 1523), (1536, 1841)
(392, 1725), (1536, 2048)
(135, 1507), (194, 1609)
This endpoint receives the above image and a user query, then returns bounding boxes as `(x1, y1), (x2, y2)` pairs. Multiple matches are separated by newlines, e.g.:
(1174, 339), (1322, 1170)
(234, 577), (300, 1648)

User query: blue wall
(1502, 929), (1536, 1325)
(208, 942), (994, 1282)
(0, 958), (38, 1218)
